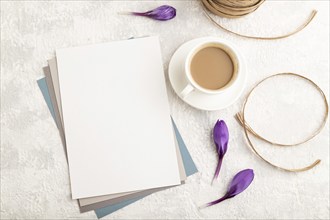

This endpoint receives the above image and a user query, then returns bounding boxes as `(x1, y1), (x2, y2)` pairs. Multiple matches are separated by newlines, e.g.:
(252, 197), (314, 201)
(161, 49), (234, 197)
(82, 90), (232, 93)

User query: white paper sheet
(44, 61), (186, 208)
(56, 36), (181, 199)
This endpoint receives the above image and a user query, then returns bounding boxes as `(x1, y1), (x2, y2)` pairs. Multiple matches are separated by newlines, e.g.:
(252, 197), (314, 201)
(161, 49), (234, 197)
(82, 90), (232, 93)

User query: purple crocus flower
(202, 169), (254, 208)
(131, 5), (176, 21)
(212, 120), (229, 182)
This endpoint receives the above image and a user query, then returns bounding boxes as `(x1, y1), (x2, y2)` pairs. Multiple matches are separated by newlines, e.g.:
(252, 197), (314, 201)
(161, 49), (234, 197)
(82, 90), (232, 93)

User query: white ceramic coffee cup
(180, 40), (241, 99)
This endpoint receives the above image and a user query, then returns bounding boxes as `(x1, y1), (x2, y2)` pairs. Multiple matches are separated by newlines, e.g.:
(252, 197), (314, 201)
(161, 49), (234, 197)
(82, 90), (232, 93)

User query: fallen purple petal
(131, 5), (176, 21)
(202, 169), (254, 208)
(212, 120), (229, 181)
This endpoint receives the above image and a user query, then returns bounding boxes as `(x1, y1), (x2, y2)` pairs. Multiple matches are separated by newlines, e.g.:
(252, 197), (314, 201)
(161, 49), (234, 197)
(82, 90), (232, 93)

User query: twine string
(201, 0), (318, 40)
(237, 73), (328, 172)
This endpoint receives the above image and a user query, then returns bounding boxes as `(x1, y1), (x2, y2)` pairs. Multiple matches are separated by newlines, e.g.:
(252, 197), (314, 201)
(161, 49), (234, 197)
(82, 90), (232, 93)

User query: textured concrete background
(1, 1), (329, 219)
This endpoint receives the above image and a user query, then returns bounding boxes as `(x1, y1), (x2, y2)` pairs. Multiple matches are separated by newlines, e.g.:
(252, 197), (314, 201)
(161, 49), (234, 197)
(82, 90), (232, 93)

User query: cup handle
(180, 84), (194, 99)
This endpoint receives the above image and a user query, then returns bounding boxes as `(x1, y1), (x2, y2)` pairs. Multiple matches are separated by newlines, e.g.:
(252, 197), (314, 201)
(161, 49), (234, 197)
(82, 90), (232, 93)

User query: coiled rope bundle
(202, 0), (265, 18)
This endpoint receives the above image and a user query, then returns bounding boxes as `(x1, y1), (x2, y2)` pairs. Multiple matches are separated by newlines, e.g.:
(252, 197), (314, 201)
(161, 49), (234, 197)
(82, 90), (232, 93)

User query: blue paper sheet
(37, 77), (198, 218)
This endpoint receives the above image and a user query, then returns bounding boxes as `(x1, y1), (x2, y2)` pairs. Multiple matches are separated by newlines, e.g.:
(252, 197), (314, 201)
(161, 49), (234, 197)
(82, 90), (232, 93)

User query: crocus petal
(226, 169), (254, 197)
(212, 120), (229, 180)
(202, 169), (254, 208)
(213, 120), (229, 155)
(131, 5), (176, 21)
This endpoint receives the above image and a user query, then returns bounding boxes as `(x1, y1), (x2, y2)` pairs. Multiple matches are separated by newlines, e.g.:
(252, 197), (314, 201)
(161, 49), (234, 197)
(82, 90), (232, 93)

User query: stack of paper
(37, 36), (197, 218)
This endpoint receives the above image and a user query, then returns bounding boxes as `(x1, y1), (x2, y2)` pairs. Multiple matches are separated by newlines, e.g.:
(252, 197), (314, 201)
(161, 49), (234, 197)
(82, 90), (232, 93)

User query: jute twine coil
(236, 73), (329, 172)
(202, 0), (265, 18)
(201, 0), (317, 40)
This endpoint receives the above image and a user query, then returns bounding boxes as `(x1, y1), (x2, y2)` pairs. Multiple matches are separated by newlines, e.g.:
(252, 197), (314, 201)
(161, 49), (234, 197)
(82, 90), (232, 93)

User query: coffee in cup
(180, 41), (239, 98)
(190, 46), (234, 90)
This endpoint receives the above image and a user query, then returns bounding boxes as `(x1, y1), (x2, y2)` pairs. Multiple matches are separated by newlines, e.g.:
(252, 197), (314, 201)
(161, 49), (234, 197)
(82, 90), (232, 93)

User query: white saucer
(168, 37), (246, 111)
